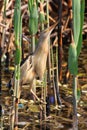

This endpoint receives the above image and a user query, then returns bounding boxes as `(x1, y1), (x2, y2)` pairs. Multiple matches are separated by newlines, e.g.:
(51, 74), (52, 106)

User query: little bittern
(8, 23), (57, 102)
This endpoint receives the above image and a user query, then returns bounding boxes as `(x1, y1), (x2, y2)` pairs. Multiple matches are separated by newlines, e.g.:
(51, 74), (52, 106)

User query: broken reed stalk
(57, 0), (63, 81)
(13, 0), (22, 129)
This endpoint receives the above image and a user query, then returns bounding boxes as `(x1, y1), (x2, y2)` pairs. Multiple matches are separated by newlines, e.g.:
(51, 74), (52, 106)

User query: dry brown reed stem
(58, 0), (63, 81)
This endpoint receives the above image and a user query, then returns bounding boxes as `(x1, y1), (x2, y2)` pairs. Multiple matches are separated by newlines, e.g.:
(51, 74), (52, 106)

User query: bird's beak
(45, 22), (58, 35)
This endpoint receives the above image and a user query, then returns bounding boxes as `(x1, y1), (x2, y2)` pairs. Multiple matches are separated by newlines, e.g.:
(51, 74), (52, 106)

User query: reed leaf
(77, 0), (85, 57)
(28, 0), (34, 13)
(72, 0), (80, 46)
(15, 48), (21, 65)
(14, 0), (22, 83)
(14, 0), (22, 65)
(68, 43), (78, 76)
(39, 11), (45, 23)
(14, 0), (21, 45)
(69, 0), (85, 75)
(28, 1), (38, 35)
(13, 0), (22, 128)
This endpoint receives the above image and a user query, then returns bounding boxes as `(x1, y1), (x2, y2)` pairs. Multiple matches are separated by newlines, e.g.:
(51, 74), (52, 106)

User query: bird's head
(40, 22), (58, 40)
(34, 22), (58, 54)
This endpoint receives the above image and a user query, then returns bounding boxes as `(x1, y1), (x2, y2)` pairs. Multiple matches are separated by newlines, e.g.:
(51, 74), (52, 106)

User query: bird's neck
(34, 39), (49, 57)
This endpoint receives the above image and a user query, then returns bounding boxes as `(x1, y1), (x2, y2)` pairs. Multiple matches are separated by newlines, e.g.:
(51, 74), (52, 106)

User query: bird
(7, 23), (57, 103)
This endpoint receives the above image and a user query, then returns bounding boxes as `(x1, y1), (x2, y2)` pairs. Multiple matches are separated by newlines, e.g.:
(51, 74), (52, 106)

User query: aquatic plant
(14, 0), (22, 129)
(68, 0), (85, 129)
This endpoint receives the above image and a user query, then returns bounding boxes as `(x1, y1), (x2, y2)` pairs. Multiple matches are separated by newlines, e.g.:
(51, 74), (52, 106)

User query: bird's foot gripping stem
(30, 89), (46, 105)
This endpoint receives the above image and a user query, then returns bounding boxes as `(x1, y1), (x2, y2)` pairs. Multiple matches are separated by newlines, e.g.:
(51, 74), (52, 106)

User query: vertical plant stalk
(28, 0), (38, 101)
(68, 2), (78, 125)
(68, 42), (78, 129)
(51, 46), (57, 106)
(68, 1), (78, 127)
(0, 41), (2, 127)
(31, 36), (35, 52)
(65, 0), (72, 83)
(0, 47), (2, 95)
(31, 36), (36, 100)
(46, 0), (51, 85)
(68, 0), (85, 129)
(0, 48), (2, 128)
(57, 0), (63, 81)
(55, 46), (62, 105)
(39, 0), (48, 118)
(39, 0), (45, 106)
(14, 0), (22, 129)
(41, 0), (47, 118)
(73, 76), (78, 130)
(69, 1), (78, 128)
(43, 71), (47, 119)
(42, 0), (50, 119)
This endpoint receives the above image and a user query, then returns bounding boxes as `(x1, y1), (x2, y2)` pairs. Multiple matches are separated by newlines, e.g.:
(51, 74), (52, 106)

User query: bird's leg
(31, 89), (46, 105)
(30, 88), (46, 104)
(30, 89), (40, 101)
